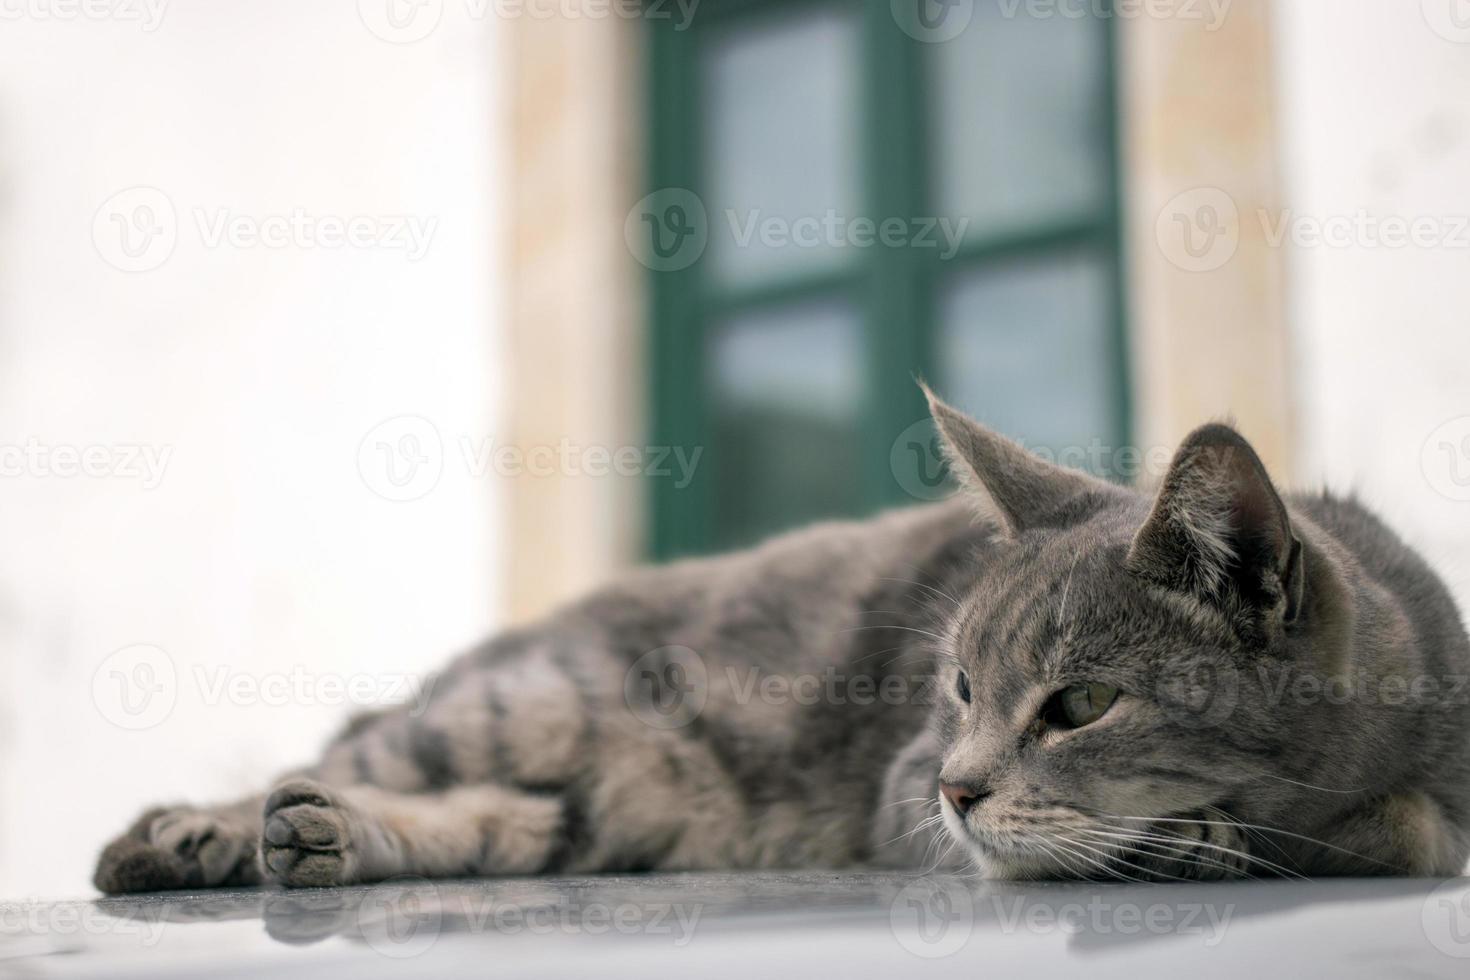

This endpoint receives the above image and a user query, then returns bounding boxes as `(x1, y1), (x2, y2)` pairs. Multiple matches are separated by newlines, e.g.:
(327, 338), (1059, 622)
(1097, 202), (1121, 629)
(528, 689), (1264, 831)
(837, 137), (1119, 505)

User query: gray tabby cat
(94, 388), (1470, 892)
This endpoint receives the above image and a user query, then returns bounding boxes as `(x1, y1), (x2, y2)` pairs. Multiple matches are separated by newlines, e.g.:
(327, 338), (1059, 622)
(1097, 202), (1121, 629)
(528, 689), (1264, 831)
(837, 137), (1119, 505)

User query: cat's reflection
(85, 874), (1462, 958)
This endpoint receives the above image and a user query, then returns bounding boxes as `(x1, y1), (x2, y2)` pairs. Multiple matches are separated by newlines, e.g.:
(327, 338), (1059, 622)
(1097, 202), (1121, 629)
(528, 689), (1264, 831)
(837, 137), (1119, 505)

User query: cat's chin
(955, 840), (1062, 880)
(974, 852), (1056, 880)
(941, 814), (1062, 880)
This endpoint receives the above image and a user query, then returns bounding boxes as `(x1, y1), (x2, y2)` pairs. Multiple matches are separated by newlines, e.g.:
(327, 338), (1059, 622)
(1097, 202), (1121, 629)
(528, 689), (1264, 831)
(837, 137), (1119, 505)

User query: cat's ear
(1126, 423), (1305, 637)
(920, 382), (1118, 535)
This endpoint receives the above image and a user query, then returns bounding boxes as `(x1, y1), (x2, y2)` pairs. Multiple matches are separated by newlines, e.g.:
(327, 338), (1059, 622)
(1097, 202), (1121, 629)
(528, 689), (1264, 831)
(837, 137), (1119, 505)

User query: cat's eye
(956, 671), (972, 704)
(1041, 682), (1119, 730)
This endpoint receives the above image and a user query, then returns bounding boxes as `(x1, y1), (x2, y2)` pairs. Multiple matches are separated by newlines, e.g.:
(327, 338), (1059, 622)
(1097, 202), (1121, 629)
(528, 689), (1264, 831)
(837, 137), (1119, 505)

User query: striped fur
(93, 400), (1470, 891)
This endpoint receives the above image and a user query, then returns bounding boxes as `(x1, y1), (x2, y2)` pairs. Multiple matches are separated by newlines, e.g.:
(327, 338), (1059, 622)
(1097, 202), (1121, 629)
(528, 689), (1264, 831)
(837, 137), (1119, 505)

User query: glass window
(709, 298), (864, 549)
(648, 3), (1126, 558)
(931, 6), (1110, 239)
(937, 249), (1119, 466)
(703, 7), (863, 290)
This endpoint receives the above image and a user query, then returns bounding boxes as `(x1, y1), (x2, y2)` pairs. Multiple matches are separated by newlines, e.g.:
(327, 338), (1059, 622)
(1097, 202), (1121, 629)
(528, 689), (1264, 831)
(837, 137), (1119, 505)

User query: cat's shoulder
(1288, 487), (1464, 635)
(1287, 487), (1400, 545)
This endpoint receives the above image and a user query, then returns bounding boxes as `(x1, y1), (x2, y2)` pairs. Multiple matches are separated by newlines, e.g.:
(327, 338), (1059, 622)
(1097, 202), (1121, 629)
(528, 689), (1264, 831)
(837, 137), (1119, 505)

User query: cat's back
(559, 498), (983, 669)
(1290, 489), (1469, 668)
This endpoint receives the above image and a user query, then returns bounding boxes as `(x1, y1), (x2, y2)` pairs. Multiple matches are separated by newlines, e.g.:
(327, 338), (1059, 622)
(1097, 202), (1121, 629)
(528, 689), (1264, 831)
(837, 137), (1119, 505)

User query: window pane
(703, 7), (862, 290)
(937, 251), (1120, 471)
(932, 6), (1110, 238)
(709, 299), (864, 549)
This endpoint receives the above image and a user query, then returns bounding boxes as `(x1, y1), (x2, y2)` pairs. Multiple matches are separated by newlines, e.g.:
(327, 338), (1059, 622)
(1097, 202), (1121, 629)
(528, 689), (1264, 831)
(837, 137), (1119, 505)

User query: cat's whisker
(844, 631), (961, 671)
(1055, 552), (1084, 628)
(1100, 813), (1397, 871)
(877, 576), (961, 609)
(930, 648), (962, 669)
(898, 813), (944, 838)
(1049, 834), (1150, 883)
(1056, 833), (1193, 883)
(923, 835), (961, 874)
(838, 624), (949, 643)
(849, 644), (913, 667)
(1251, 771), (1367, 795)
(1200, 805), (1297, 866)
(1128, 811), (1305, 881)
(1028, 834), (1092, 881)
(889, 563), (963, 609)
(884, 796), (937, 809)
(884, 807), (947, 848)
(1235, 824), (1288, 862)
(1077, 827), (1277, 880)
(919, 820), (956, 871)
(1016, 834), (1065, 876)
(1201, 804), (1300, 866)
(879, 647), (948, 671)
(1111, 818), (1295, 879)
(1039, 833), (1131, 882)
(1087, 834), (1247, 880)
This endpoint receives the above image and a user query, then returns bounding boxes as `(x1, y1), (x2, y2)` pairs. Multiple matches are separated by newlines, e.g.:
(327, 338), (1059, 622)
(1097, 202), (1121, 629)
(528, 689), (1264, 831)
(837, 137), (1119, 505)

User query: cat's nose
(940, 780), (990, 816)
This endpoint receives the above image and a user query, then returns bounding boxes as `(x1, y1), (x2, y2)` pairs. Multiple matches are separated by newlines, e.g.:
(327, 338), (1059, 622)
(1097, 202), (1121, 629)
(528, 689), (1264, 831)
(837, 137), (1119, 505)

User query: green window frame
(645, 0), (1130, 559)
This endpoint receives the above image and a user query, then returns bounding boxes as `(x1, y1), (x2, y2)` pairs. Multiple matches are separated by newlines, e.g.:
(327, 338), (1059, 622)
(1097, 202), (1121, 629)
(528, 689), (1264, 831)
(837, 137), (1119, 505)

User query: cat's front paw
(94, 806), (260, 894)
(261, 779), (363, 888)
(1141, 817), (1253, 880)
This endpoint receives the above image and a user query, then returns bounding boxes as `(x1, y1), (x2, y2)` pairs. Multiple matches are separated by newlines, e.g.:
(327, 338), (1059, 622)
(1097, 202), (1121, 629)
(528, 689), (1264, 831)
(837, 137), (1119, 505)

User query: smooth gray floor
(3, 872), (1470, 978)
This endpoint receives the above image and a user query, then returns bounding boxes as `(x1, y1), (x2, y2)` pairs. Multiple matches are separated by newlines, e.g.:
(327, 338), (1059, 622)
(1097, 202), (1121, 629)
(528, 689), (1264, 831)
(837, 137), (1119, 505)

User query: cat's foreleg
(258, 777), (564, 887)
(93, 794), (265, 894)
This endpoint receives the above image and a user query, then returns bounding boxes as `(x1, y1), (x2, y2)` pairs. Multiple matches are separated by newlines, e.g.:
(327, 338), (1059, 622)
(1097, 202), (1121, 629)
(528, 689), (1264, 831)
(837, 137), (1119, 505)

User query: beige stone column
(1118, 0), (1295, 478)
(502, 11), (646, 622)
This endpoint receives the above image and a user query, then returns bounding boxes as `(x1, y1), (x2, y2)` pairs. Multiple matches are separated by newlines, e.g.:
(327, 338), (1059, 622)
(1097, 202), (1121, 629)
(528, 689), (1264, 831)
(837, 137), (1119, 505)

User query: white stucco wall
(0, 1), (506, 897)
(1275, 0), (1470, 616)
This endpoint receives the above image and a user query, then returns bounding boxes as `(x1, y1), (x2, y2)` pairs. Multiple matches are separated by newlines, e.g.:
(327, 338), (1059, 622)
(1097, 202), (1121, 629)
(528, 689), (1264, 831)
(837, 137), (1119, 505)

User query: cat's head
(922, 385), (1338, 880)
